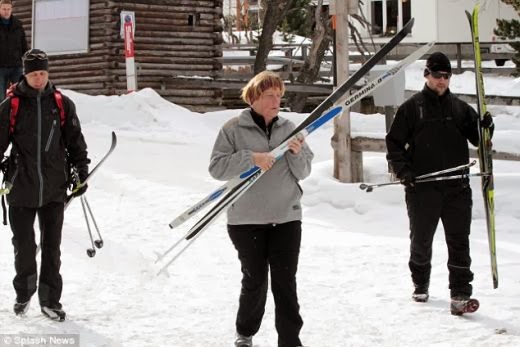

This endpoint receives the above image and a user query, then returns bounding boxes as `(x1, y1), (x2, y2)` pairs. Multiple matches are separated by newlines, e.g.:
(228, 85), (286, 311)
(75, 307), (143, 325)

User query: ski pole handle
(359, 181), (401, 192)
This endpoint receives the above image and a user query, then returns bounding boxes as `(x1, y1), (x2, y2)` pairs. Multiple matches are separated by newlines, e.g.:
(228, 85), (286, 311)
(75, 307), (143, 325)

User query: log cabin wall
(11, 0), (224, 112)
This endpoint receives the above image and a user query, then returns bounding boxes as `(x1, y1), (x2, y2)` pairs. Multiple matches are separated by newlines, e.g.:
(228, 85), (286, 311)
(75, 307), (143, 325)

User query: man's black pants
(228, 221), (303, 347)
(405, 183), (474, 297)
(9, 202), (64, 307)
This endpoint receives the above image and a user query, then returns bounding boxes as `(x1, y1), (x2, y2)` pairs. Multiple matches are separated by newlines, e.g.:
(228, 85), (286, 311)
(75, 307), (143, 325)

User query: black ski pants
(405, 182), (474, 297)
(228, 221), (303, 347)
(9, 202), (64, 307)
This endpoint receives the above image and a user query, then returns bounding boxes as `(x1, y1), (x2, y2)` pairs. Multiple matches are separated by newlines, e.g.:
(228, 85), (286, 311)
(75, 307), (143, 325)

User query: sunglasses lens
(431, 71), (451, 79)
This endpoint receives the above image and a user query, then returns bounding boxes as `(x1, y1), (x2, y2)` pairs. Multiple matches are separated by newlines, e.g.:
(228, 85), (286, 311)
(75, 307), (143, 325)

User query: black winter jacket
(0, 16), (28, 68)
(0, 79), (89, 208)
(386, 85), (480, 179)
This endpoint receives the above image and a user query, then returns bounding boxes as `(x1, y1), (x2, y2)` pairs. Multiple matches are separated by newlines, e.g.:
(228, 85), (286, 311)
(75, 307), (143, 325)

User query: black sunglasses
(23, 52), (48, 61)
(428, 69), (452, 80)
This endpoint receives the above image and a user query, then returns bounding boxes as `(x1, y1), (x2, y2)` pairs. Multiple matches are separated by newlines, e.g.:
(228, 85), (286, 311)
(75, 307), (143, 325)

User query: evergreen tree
(278, 0), (313, 41)
(495, 0), (520, 74)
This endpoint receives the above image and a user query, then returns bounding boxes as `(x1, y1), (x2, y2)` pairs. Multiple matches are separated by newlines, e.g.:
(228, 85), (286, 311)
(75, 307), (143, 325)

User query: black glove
(72, 167), (89, 197)
(399, 171), (415, 188)
(481, 111), (494, 129)
(72, 182), (88, 197)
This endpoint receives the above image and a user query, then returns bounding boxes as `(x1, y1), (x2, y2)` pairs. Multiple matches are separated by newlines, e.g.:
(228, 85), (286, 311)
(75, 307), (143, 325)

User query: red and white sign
(124, 21), (135, 58)
(121, 11), (137, 92)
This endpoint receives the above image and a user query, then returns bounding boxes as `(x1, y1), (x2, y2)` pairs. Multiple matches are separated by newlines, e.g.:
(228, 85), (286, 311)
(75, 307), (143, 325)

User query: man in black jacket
(0, 0), (27, 100)
(0, 49), (89, 321)
(385, 52), (494, 314)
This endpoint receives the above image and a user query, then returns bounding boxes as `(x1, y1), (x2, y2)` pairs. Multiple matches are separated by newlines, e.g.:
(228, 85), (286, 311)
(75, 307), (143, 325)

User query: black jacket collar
(250, 107), (278, 136)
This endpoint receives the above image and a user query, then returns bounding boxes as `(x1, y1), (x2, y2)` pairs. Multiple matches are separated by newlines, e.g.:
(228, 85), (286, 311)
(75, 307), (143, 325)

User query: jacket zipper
(37, 92), (43, 207)
(44, 119), (56, 152)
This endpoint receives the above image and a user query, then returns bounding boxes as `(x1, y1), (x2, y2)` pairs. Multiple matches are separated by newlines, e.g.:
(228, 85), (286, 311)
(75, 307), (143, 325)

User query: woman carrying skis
(209, 71), (313, 347)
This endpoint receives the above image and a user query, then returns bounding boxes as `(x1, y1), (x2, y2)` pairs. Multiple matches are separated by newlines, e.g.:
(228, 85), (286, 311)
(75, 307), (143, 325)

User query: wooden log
(135, 36), (215, 46)
(129, 86), (219, 98)
(109, 2), (218, 13)
(49, 62), (114, 72)
(127, 56), (221, 66)
(154, 95), (219, 106)
(57, 83), (106, 90)
(49, 55), (112, 65)
(132, 31), (221, 40)
(51, 70), (108, 79)
(53, 76), (110, 85)
(132, 43), (220, 52)
(122, 49), (218, 58)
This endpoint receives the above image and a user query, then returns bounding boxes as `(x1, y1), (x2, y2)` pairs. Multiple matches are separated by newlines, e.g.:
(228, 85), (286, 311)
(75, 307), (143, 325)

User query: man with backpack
(385, 52), (494, 315)
(0, 49), (90, 321)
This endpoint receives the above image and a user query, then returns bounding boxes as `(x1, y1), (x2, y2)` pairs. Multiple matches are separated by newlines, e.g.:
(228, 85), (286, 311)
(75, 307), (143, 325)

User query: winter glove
(399, 171), (415, 188)
(481, 111), (494, 129)
(72, 182), (88, 197)
(72, 167), (89, 197)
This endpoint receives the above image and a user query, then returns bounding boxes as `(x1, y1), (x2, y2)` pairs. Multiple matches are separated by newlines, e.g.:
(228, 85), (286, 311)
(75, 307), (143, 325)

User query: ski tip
(111, 131), (117, 144)
(153, 251), (163, 264)
(465, 10), (472, 22)
(156, 268), (169, 277)
(403, 17), (415, 32)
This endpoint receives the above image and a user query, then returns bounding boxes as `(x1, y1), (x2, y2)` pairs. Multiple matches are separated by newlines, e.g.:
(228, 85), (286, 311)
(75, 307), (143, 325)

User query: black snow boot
(412, 282), (429, 302)
(14, 300), (30, 316)
(41, 304), (66, 322)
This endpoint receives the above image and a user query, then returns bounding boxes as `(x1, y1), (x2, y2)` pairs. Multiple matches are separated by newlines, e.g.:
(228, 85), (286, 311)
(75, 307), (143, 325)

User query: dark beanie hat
(425, 52), (451, 75)
(23, 49), (49, 74)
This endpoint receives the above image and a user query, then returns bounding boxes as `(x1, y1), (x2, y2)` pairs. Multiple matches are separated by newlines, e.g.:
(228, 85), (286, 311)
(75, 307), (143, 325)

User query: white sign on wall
(32, 0), (90, 55)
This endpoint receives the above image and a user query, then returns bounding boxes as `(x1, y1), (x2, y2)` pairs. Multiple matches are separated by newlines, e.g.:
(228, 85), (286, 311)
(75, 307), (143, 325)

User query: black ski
(285, 18), (415, 140)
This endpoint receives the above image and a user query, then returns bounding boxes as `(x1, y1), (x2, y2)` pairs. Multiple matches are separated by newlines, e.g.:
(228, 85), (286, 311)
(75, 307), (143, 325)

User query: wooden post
(236, 0), (242, 30)
(332, 0), (354, 182)
(457, 43), (462, 73)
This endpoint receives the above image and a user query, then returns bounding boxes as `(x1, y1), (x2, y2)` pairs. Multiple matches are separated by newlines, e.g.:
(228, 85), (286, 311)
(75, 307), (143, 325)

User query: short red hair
(241, 71), (285, 105)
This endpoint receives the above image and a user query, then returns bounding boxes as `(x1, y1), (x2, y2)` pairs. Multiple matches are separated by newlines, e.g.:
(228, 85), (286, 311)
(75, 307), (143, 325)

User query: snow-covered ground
(0, 61), (519, 347)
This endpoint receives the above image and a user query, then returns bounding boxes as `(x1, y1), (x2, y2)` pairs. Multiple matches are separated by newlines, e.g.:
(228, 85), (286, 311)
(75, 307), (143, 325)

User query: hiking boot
(412, 282), (429, 302)
(450, 295), (480, 316)
(41, 304), (66, 322)
(234, 333), (253, 347)
(13, 300), (30, 316)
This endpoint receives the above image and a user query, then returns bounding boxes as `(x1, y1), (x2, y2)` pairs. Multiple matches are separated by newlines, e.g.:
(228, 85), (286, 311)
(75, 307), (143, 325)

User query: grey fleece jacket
(209, 109), (314, 225)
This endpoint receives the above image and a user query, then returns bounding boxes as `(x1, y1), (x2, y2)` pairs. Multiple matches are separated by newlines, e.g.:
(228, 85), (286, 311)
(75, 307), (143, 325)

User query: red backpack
(6, 83), (66, 134)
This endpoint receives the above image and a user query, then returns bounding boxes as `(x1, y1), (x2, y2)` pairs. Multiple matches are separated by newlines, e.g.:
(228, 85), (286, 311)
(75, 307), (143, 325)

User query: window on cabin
(188, 13), (200, 27)
(370, 0), (411, 36)
(32, 0), (90, 55)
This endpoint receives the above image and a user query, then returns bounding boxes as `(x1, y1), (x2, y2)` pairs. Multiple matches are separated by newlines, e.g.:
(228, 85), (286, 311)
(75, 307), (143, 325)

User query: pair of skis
(169, 18), (417, 231)
(157, 19), (436, 274)
(466, 3), (498, 289)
